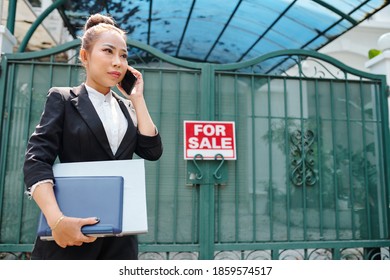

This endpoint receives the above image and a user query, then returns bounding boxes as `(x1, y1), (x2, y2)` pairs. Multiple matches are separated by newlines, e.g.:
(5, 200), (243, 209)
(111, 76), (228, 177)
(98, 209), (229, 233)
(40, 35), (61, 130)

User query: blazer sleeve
(23, 88), (65, 190)
(134, 132), (163, 161)
(117, 93), (163, 161)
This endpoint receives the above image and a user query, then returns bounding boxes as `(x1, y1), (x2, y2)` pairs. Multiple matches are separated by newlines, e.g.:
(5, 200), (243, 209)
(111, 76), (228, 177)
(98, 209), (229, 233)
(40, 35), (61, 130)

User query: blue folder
(37, 176), (124, 240)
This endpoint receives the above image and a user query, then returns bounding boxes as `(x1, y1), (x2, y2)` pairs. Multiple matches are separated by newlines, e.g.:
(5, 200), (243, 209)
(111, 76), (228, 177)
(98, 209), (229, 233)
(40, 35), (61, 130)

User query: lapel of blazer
(112, 93), (137, 158)
(70, 84), (114, 159)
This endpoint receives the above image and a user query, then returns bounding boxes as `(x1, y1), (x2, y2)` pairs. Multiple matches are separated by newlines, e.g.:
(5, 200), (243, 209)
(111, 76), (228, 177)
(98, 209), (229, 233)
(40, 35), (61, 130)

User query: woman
(23, 13), (163, 260)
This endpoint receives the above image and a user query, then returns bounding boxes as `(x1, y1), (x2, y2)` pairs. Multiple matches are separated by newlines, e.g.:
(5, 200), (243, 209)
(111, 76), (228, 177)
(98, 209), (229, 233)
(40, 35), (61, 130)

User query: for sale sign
(184, 121), (236, 160)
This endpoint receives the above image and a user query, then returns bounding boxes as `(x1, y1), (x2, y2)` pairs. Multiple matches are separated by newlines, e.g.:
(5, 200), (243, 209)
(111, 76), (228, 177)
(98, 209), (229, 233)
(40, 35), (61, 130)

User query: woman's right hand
(51, 216), (99, 248)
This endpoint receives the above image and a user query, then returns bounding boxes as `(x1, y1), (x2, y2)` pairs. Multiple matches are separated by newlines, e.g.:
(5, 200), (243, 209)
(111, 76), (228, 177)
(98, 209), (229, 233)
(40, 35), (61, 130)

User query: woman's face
(82, 30), (128, 94)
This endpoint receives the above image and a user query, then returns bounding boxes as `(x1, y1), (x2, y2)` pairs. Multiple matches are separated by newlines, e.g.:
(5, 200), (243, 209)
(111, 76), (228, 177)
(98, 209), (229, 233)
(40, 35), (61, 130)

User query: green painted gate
(1, 40), (389, 260)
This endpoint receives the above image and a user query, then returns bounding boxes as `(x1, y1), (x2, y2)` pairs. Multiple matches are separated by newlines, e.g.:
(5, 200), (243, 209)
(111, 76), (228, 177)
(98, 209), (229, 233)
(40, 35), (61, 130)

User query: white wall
(320, 5), (390, 72)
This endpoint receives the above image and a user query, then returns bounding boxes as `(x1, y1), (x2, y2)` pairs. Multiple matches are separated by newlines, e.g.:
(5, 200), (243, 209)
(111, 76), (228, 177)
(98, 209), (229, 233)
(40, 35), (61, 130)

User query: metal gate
(1, 40), (389, 260)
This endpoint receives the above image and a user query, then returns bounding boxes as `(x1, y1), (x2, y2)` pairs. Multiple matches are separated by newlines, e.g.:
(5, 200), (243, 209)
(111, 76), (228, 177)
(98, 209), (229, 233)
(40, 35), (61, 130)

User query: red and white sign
(184, 121), (236, 160)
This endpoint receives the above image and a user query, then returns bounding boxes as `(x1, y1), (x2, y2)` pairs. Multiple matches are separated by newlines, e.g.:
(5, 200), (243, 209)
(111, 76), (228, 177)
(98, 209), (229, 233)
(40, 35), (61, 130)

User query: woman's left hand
(117, 65), (157, 136)
(117, 66), (144, 100)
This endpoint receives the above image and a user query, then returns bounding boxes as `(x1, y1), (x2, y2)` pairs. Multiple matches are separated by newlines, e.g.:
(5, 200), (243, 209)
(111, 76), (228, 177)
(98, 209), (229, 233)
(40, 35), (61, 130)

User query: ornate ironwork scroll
(290, 129), (318, 187)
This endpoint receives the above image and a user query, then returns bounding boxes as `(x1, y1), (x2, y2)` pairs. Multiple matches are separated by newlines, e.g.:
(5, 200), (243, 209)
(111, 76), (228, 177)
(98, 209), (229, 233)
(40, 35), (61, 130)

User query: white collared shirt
(85, 85), (128, 155)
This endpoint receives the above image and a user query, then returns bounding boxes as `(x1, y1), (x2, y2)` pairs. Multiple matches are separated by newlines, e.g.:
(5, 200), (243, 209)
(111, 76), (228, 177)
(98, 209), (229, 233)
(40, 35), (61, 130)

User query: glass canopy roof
(59, 0), (389, 65)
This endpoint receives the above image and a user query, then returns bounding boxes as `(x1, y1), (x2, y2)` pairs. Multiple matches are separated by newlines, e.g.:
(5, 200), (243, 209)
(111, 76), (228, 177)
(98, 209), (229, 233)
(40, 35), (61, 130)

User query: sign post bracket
(212, 153), (225, 180)
(186, 153), (228, 185)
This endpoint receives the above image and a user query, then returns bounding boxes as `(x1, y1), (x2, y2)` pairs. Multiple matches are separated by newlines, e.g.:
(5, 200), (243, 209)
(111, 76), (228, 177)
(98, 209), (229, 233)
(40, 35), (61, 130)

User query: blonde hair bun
(84, 14), (116, 31)
(80, 13), (125, 53)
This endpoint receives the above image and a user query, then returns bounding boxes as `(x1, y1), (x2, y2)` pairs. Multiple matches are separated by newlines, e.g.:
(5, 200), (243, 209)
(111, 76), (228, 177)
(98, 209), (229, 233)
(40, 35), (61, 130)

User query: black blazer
(23, 84), (163, 189)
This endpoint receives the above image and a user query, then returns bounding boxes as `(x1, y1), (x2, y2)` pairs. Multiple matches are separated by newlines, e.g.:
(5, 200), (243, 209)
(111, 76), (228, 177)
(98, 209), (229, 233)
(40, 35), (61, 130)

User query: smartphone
(119, 70), (137, 95)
